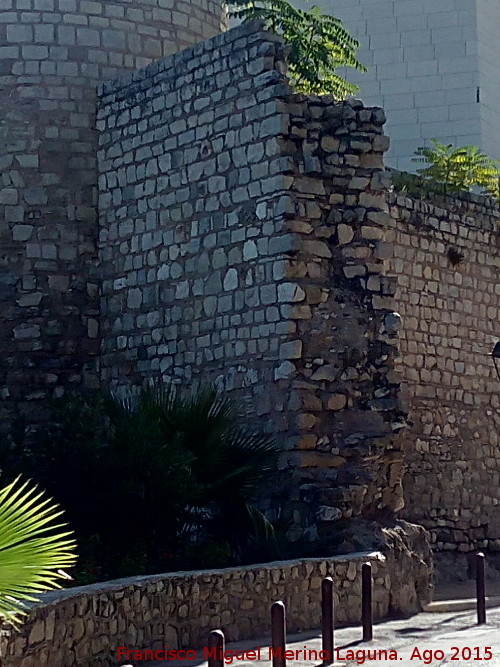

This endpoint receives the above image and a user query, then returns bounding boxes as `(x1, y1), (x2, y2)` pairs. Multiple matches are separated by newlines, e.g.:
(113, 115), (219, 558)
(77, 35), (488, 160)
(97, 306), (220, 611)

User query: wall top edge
(15, 550), (385, 612)
(97, 20), (281, 97)
(388, 168), (500, 216)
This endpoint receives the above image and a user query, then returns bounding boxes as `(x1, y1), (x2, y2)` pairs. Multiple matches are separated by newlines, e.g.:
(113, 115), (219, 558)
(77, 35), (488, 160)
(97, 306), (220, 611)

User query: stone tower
(317, 0), (500, 172)
(0, 0), (225, 422)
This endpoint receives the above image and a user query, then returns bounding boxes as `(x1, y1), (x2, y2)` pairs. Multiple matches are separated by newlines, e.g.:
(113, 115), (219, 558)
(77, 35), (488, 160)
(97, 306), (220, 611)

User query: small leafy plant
(228, 0), (366, 98)
(413, 139), (500, 197)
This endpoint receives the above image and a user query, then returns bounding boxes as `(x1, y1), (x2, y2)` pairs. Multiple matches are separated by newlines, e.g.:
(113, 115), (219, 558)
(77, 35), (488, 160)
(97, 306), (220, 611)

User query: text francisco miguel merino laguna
(118, 646), (416, 664)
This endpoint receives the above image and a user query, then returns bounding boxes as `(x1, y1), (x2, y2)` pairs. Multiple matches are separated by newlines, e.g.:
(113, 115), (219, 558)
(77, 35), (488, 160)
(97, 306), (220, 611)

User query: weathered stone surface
(6, 8), (490, 593)
(386, 182), (500, 573)
(0, 0), (226, 424)
(337, 224), (354, 245)
(327, 394), (347, 410)
(97, 57), (409, 551)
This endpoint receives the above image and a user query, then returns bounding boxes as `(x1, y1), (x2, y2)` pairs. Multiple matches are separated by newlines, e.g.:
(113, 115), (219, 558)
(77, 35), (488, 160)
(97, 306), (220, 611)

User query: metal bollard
(271, 601), (287, 667)
(321, 577), (334, 664)
(208, 629), (225, 667)
(476, 552), (486, 625)
(361, 562), (373, 642)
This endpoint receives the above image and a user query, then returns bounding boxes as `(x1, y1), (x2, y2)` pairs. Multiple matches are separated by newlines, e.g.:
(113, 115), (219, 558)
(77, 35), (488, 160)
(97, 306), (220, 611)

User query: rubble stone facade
(2, 10), (500, 582)
(0, 0), (225, 423)
(96, 22), (500, 565)
(387, 189), (500, 562)
(97, 22), (406, 543)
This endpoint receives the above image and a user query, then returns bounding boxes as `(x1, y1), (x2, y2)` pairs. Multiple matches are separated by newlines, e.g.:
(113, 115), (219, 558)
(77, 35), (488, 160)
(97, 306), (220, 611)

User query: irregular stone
(279, 340), (302, 360)
(278, 282), (306, 303)
(311, 365), (337, 381)
(361, 226), (384, 240)
(384, 312), (402, 335)
(327, 394), (347, 410)
(343, 265), (365, 278)
(275, 361), (296, 380)
(13, 324), (41, 340)
(16, 293), (43, 307)
(243, 240), (258, 260)
(316, 506), (342, 521)
(337, 224), (354, 245)
(223, 268), (238, 291)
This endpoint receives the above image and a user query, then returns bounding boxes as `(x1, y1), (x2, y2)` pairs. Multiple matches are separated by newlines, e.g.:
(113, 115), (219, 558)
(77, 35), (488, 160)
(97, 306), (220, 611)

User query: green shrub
(412, 139), (500, 197)
(228, 0), (365, 98)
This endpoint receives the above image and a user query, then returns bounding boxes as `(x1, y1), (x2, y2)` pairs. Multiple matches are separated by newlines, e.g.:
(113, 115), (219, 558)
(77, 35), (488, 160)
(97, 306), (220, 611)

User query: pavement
(124, 583), (500, 667)
(425, 580), (500, 613)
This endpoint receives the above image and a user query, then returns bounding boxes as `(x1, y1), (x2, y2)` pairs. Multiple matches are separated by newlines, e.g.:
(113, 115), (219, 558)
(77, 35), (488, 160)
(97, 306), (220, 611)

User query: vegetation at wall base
(1, 384), (281, 584)
(412, 139), (500, 198)
(227, 0), (365, 97)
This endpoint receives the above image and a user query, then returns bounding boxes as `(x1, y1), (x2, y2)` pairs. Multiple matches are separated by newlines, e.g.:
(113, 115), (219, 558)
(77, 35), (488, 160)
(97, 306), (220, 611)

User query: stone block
(279, 340), (302, 360)
(327, 394), (347, 410)
(337, 224), (354, 245)
(278, 282), (306, 303)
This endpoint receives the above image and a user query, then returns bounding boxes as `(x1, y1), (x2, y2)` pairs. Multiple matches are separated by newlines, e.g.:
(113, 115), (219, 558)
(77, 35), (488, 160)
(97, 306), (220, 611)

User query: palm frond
(0, 477), (76, 627)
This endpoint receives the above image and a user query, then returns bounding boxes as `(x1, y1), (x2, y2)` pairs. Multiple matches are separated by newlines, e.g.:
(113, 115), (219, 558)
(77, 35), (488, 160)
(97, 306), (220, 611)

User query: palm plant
(0, 477), (76, 627)
(228, 0), (366, 98)
(102, 384), (279, 566)
(413, 139), (500, 197)
(2, 384), (280, 580)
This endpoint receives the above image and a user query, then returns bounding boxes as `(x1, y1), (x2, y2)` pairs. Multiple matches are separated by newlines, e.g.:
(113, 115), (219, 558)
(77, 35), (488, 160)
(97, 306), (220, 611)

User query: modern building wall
(315, 0), (490, 172)
(477, 0), (500, 164)
(0, 0), (225, 424)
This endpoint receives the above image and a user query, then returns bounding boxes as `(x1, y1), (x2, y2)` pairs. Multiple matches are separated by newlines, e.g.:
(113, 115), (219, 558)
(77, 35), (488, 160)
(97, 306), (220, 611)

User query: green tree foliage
(0, 477), (76, 626)
(1, 385), (279, 582)
(413, 139), (500, 197)
(228, 0), (366, 97)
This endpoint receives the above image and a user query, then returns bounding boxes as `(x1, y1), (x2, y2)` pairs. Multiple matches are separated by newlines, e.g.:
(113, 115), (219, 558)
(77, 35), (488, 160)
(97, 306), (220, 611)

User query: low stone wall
(1, 538), (431, 667)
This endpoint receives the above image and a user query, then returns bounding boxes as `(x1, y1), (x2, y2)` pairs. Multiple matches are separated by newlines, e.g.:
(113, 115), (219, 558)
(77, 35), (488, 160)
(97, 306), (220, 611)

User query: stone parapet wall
(0, 540), (432, 667)
(387, 189), (500, 558)
(0, 0), (225, 425)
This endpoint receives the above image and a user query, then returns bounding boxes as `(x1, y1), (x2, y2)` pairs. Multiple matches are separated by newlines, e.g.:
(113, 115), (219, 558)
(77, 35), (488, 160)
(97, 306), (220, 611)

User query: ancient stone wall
(6, 4), (499, 584)
(0, 547), (431, 667)
(386, 187), (500, 565)
(97, 22), (408, 543)
(0, 0), (225, 424)
(97, 15), (500, 566)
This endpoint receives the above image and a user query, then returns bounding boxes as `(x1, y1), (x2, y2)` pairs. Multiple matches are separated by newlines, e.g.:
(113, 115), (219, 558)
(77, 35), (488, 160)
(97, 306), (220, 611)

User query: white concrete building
(313, 0), (500, 172)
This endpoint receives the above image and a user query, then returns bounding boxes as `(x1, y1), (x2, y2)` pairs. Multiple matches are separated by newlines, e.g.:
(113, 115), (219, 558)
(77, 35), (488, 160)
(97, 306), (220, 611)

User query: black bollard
(361, 562), (373, 642)
(208, 629), (225, 667)
(321, 577), (334, 664)
(271, 601), (287, 667)
(476, 552), (486, 625)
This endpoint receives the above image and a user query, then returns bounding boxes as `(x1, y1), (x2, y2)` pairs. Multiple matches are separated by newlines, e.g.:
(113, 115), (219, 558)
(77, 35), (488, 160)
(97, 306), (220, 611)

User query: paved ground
(426, 580), (500, 612)
(128, 605), (500, 667)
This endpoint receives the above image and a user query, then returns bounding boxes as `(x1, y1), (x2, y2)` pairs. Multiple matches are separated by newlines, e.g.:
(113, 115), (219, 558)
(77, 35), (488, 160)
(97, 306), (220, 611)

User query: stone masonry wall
(387, 188), (500, 562)
(97, 22), (408, 543)
(1, 547), (431, 667)
(0, 0), (225, 425)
